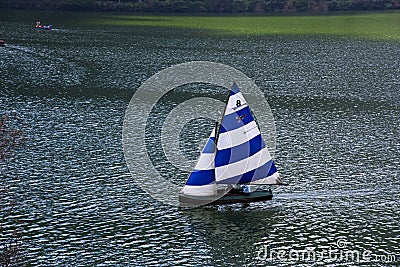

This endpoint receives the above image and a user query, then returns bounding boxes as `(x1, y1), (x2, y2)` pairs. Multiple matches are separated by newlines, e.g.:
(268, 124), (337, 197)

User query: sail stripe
(216, 159), (277, 184)
(215, 146), (272, 181)
(224, 92), (247, 116)
(249, 171), (281, 185)
(181, 184), (217, 196)
(215, 134), (265, 167)
(194, 153), (215, 170)
(219, 106), (254, 133)
(230, 83), (241, 95)
(185, 169), (215, 186)
(202, 137), (216, 153)
(217, 121), (260, 150)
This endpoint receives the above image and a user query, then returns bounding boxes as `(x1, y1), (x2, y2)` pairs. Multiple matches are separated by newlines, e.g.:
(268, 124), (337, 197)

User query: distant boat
(0, 39), (5, 47)
(36, 21), (52, 30)
(179, 82), (286, 206)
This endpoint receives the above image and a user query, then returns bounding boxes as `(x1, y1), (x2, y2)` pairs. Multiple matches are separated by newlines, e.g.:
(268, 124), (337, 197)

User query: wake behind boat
(179, 82), (286, 207)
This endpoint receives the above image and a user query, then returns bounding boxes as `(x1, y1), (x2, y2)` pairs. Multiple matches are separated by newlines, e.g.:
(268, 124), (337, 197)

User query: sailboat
(179, 82), (286, 206)
(35, 21), (52, 30)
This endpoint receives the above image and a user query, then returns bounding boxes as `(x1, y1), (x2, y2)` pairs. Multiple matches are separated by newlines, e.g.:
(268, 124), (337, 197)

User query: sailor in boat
(242, 185), (252, 194)
(228, 184), (254, 194)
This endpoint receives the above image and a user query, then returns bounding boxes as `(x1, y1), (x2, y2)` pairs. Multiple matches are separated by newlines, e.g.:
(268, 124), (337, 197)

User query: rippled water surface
(1, 11), (399, 266)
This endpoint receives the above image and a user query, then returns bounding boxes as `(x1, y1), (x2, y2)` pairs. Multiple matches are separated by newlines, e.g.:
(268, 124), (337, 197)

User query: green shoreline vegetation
(97, 12), (400, 41)
(1, 0), (399, 13)
(1, 8), (399, 41)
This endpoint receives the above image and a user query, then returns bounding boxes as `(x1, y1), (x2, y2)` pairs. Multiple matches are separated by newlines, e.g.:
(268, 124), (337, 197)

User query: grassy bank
(96, 11), (400, 41)
(1, 9), (398, 41)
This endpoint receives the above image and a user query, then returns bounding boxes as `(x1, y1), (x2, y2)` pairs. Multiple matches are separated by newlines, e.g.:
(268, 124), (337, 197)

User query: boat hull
(179, 189), (273, 207)
(36, 25), (52, 30)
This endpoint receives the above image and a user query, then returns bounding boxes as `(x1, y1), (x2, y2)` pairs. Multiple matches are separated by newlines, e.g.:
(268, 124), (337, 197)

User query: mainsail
(215, 83), (280, 185)
(181, 82), (281, 197)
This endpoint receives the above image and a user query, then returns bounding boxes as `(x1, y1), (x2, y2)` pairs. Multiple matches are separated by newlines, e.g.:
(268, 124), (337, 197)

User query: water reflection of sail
(180, 206), (280, 265)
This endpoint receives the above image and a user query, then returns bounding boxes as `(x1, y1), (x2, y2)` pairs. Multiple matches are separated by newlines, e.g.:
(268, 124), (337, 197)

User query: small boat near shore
(179, 82), (287, 207)
(0, 39), (5, 47)
(36, 21), (52, 30)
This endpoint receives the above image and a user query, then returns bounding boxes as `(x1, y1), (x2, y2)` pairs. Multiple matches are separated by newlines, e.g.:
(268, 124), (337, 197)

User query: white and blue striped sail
(182, 82), (281, 197)
(215, 82), (281, 185)
(181, 128), (217, 196)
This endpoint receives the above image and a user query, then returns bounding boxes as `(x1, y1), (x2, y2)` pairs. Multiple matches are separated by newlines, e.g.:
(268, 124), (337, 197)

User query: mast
(215, 85), (233, 146)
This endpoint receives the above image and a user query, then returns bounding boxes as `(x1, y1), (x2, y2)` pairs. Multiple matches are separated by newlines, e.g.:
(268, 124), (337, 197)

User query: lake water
(1, 11), (399, 266)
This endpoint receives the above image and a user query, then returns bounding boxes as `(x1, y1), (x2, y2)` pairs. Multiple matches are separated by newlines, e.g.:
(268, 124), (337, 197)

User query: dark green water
(1, 10), (399, 266)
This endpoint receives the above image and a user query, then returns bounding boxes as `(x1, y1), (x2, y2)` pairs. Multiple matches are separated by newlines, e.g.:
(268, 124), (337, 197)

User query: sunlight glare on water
(0, 11), (399, 266)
